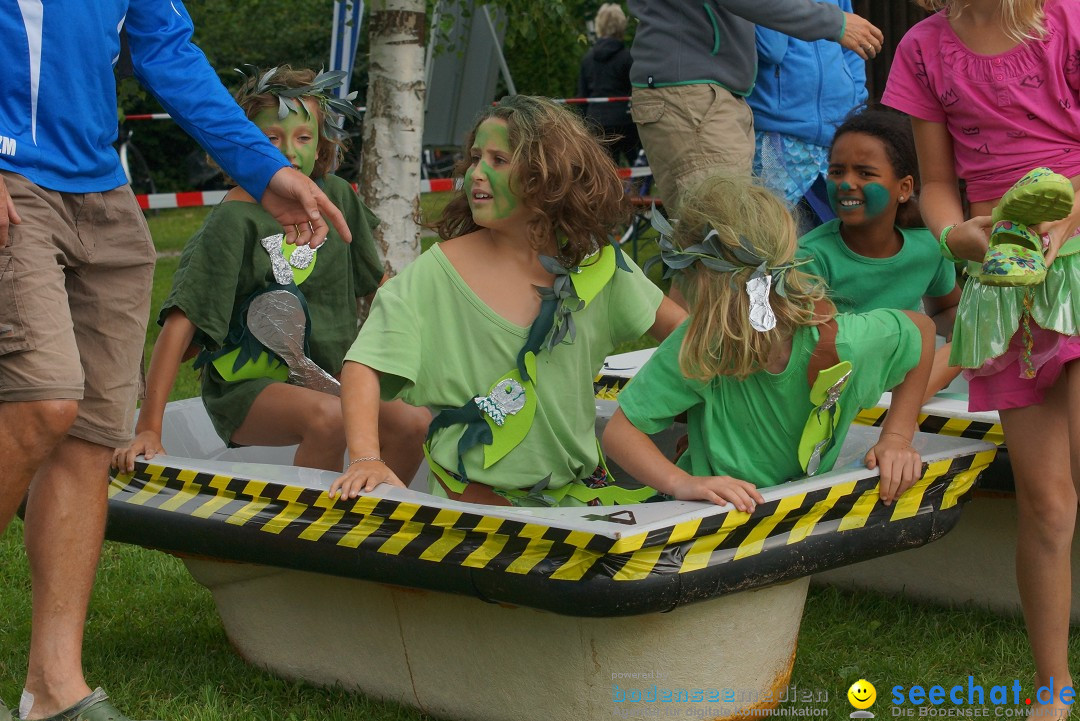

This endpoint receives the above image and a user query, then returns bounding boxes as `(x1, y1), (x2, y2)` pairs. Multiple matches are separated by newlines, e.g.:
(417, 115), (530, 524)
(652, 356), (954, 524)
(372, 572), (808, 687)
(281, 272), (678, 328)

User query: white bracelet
(348, 456), (385, 467)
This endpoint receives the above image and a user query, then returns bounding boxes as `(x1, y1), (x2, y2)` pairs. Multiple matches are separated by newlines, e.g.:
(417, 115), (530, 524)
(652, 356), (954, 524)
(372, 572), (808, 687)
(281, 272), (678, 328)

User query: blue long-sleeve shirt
(0, 0), (287, 198)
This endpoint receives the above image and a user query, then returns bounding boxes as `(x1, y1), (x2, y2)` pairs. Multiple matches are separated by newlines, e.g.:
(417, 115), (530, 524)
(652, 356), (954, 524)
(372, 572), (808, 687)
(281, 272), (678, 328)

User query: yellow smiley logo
(848, 679), (877, 710)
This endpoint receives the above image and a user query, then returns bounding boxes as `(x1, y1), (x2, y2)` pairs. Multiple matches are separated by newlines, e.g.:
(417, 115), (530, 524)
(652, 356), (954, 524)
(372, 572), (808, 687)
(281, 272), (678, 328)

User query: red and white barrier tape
(133, 167), (651, 210)
(123, 97), (631, 123)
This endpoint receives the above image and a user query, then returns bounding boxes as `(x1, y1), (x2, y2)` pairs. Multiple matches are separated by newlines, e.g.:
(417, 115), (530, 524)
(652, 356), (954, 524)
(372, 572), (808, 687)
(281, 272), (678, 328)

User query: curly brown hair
(233, 66), (348, 179)
(434, 95), (630, 269)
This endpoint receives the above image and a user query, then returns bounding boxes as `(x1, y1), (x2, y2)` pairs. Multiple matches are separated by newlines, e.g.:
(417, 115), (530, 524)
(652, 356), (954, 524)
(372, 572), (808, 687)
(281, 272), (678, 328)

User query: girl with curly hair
(332, 95), (684, 506)
(603, 174), (935, 509)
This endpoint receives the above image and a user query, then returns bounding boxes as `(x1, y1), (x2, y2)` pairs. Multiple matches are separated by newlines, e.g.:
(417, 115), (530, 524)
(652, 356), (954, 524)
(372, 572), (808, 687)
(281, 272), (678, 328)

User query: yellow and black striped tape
(109, 448), (994, 582)
(854, 406), (1004, 447)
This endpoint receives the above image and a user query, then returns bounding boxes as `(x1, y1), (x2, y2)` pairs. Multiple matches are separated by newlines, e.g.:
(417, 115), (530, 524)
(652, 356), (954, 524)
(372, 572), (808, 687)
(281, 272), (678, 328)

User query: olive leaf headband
(645, 207), (807, 332)
(234, 65), (363, 143)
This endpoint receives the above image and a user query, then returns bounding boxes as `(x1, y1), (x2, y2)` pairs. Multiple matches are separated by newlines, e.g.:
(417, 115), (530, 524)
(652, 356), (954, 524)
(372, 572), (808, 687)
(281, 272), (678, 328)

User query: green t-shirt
(160, 174), (384, 443)
(798, 219), (956, 313)
(161, 174), (383, 373)
(344, 244), (664, 491)
(617, 310), (921, 487)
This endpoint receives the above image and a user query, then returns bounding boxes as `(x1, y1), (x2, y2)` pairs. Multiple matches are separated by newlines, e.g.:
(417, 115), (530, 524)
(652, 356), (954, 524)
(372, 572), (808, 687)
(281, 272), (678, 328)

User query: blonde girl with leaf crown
(331, 95), (685, 507)
(884, 0), (1080, 712)
(603, 174), (936, 511)
(113, 66), (429, 478)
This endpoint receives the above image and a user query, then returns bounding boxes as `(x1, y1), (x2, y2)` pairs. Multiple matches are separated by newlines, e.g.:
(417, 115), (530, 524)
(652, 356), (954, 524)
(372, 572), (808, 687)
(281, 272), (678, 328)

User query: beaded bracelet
(348, 456), (385, 467)
(938, 224), (962, 264)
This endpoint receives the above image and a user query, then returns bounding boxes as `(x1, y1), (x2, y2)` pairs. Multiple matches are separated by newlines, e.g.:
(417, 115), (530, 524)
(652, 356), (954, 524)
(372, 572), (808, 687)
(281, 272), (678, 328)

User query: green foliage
(121, 1), (631, 193)
(121, 0), (368, 193)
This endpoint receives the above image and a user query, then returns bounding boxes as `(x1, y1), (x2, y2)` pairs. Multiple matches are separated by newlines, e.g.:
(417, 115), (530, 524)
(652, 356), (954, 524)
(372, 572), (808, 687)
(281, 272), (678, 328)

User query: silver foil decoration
(746, 273), (776, 332)
(260, 234), (294, 285)
(247, 290), (341, 396)
(288, 243), (316, 269)
(474, 378), (526, 426)
(805, 370), (851, 476)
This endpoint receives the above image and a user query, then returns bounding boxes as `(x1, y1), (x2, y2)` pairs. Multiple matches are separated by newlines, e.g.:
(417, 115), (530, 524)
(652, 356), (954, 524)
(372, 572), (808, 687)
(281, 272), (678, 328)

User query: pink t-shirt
(882, 0), (1080, 202)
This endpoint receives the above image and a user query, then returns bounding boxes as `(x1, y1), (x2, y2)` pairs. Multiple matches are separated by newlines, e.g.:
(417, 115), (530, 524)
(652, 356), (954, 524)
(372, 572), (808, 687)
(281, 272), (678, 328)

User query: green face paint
(253, 99), (320, 178)
(860, 182), (891, 219)
(466, 119), (522, 225)
(827, 179), (891, 219)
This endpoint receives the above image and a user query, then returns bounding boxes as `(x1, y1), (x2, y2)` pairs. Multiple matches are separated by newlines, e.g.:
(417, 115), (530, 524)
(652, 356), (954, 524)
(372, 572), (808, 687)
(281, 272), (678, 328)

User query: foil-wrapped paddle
(247, 291), (341, 396)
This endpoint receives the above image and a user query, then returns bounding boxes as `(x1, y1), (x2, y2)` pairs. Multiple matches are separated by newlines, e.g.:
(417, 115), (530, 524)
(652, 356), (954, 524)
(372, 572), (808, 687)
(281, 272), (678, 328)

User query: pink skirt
(966, 322), (1080, 411)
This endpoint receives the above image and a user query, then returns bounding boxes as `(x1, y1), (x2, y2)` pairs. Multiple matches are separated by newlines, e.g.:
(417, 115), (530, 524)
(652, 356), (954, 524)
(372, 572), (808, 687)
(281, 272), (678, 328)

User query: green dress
(160, 174), (384, 444)
(950, 254), (1080, 370)
(618, 311), (922, 487)
(344, 243), (663, 496)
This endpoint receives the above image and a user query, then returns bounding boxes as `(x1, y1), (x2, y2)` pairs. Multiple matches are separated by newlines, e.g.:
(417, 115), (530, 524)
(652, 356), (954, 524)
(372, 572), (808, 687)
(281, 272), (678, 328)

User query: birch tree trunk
(361, 0), (425, 274)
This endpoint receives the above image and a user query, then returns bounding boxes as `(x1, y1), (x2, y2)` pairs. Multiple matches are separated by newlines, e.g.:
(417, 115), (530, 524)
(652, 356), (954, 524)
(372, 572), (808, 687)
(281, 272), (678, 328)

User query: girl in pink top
(884, 1), (1080, 714)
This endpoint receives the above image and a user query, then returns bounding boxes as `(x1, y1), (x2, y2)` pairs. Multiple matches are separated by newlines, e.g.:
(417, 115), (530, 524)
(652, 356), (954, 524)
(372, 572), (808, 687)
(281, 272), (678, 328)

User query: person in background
(577, 3), (640, 165)
(0, 2), (351, 719)
(626, 0), (883, 211)
(748, 0), (868, 232)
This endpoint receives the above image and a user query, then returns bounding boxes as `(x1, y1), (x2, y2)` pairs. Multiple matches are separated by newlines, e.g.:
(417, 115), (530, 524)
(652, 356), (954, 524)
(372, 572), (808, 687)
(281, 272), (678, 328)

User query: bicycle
(116, 122), (156, 199)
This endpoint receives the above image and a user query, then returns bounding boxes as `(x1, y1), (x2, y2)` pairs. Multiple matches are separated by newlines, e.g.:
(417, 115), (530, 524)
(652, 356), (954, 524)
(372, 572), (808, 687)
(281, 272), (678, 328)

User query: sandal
(991, 167), (1074, 226)
(979, 220), (1047, 287)
(18, 689), (160, 721)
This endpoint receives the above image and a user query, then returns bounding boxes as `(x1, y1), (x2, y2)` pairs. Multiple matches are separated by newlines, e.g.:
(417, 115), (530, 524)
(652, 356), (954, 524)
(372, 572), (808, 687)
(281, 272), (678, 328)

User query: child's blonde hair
(436, 95), (629, 268)
(673, 175), (832, 382)
(595, 4), (628, 39)
(915, 0), (1045, 42)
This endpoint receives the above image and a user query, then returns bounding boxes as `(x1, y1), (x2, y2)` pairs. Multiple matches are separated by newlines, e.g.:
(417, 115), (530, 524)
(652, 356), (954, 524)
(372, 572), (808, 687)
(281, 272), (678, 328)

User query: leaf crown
(234, 65), (362, 142)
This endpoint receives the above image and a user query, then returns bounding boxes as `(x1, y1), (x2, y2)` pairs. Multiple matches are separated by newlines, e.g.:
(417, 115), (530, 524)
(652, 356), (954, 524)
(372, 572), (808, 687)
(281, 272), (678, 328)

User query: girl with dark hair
(798, 109), (962, 399)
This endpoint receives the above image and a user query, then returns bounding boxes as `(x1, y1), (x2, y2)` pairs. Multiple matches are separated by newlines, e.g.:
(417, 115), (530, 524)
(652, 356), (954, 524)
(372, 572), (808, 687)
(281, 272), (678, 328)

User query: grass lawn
(0, 201), (1067, 720)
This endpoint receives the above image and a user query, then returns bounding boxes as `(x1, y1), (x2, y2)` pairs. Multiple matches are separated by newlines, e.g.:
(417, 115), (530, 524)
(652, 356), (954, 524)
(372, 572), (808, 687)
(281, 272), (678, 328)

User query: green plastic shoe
(979, 220), (1047, 287)
(991, 167), (1074, 225)
(19, 689), (161, 721)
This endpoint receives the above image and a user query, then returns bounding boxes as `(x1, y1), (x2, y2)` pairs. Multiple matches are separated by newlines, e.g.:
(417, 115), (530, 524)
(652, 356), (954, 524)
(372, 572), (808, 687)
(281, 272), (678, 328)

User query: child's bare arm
(112, 309), (197, 472)
(647, 296), (689, 342)
(602, 409), (762, 511)
(923, 284), (961, 340)
(331, 361), (404, 499)
(923, 343), (962, 404)
(865, 311), (936, 505)
(912, 118), (993, 261)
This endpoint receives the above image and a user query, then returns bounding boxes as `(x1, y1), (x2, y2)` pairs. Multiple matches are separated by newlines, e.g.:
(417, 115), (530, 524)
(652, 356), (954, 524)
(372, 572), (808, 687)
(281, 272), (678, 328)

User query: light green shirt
(345, 244), (663, 490)
(799, 220), (956, 313)
(618, 310), (921, 487)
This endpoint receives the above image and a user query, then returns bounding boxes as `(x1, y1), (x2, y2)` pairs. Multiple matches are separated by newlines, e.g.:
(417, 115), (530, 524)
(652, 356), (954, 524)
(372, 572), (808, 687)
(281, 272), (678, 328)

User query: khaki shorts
(631, 84), (755, 211)
(0, 171), (156, 447)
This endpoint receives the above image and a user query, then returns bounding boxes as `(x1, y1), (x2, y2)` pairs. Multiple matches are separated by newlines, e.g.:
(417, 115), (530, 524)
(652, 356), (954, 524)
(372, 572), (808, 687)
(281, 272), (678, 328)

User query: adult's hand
(0, 175), (22, 249)
(840, 12), (884, 60)
(261, 167), (352, 246)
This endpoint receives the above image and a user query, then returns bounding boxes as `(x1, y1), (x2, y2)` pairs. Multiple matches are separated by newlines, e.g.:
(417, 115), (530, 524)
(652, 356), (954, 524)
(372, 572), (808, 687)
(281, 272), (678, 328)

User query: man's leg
(631, 84), (754, 212)
(21, 437), (111, 719)
(0, 400), (78, 532)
